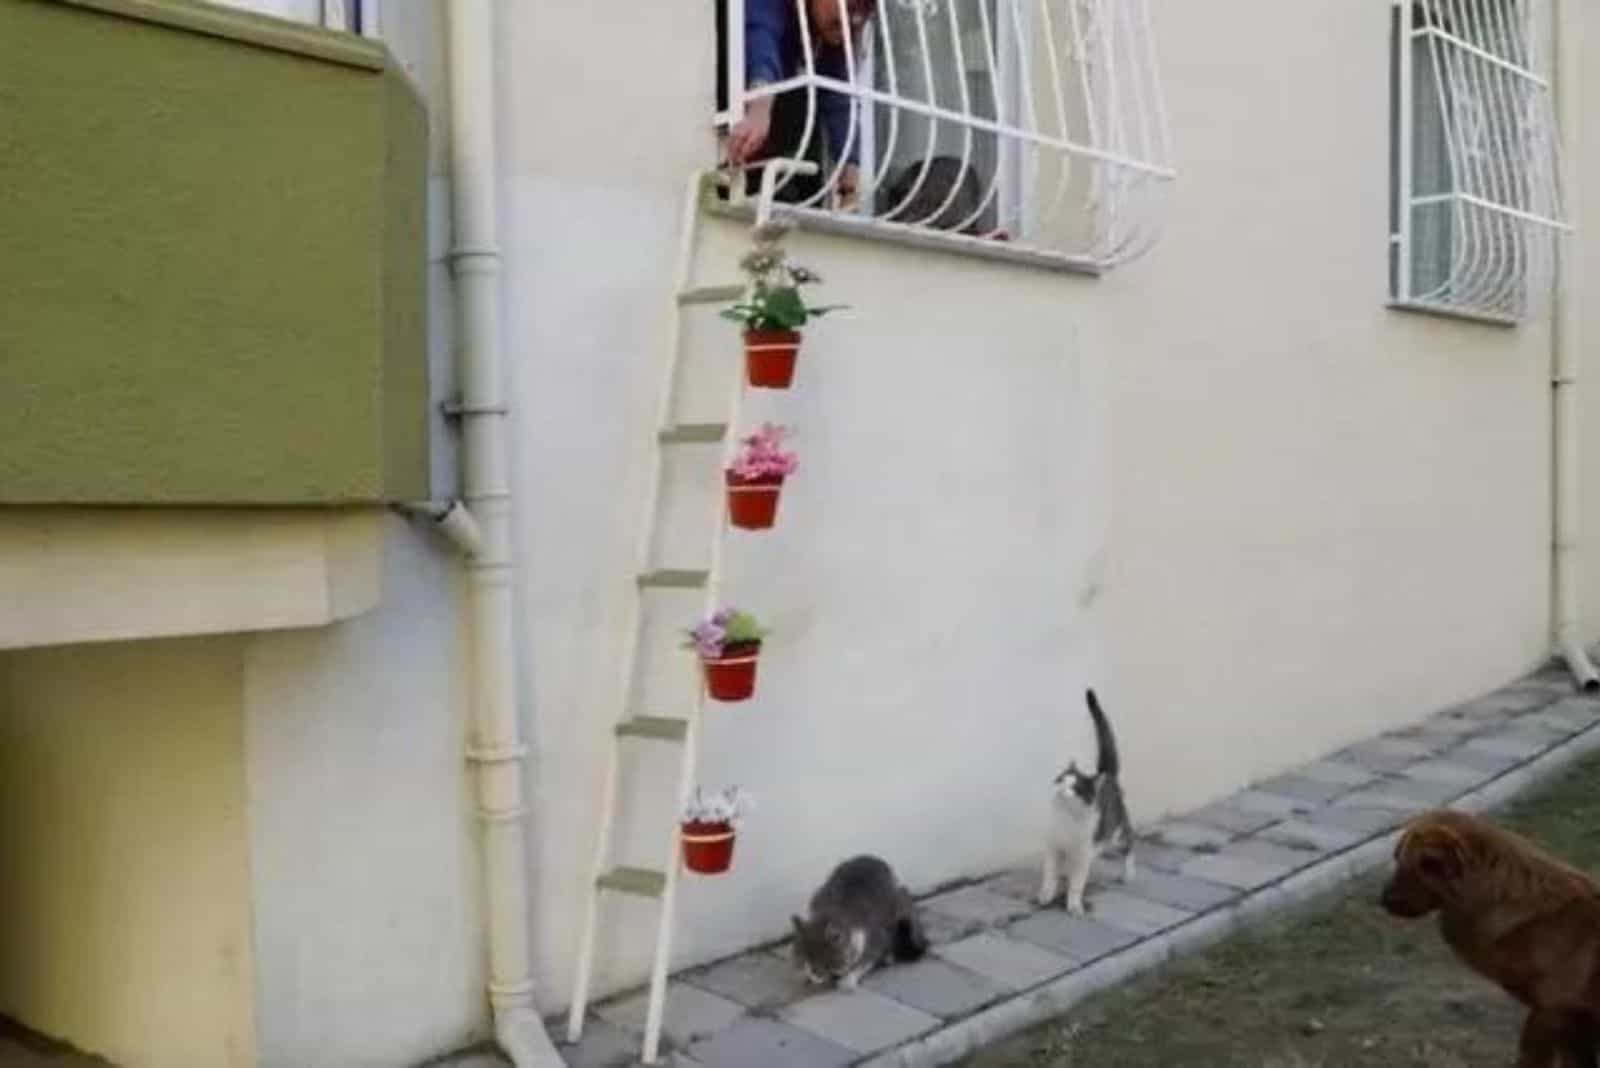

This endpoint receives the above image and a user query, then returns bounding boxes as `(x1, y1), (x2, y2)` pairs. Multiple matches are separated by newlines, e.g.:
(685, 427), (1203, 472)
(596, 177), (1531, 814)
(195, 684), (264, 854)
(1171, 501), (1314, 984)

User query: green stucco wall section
(0, 0), (429, 505)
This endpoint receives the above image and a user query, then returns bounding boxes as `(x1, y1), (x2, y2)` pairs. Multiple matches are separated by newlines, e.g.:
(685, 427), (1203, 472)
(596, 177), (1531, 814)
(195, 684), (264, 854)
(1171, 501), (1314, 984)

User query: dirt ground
(965, 750), (1600, 1068)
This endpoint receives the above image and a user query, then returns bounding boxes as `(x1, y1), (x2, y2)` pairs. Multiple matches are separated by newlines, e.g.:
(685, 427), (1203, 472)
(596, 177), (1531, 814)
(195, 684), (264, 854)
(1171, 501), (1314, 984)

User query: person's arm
(745, 0), (787, 86)
(729, 0), (787, 165)
(815, 44), (861, 167)
(815, 44), (861, 206)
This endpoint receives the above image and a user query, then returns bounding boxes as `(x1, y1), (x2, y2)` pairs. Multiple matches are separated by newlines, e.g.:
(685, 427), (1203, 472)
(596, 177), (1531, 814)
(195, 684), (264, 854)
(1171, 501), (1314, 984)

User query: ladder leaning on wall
(565, 160), (813, 1066)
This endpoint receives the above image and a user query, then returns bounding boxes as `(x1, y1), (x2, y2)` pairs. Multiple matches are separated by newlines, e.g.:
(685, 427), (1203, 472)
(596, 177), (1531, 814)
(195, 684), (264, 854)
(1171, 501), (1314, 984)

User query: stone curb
(855, 712), (1600, 1068)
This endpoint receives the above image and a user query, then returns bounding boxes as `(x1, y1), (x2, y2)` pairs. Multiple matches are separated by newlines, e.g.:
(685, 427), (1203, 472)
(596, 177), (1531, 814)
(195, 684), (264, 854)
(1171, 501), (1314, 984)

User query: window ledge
(704, 198), (1103, 279)
(1386, 299), (1521, 329)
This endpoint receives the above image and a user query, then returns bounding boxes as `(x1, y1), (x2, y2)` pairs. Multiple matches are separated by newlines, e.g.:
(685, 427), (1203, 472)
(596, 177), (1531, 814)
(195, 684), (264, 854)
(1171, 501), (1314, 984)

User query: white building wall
(241, 518), (485, 1068)
(489, 0), (1578, 1007)
(1094, 1), (1556, 819)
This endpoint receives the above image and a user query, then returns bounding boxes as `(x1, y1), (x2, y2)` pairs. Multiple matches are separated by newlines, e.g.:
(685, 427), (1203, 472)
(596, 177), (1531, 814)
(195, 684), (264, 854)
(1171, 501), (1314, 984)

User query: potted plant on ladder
(726, 423), (798, 530)
(680, 785), (754, 875)
(685, 607), (768, 702)
(721, 223), (845, 389)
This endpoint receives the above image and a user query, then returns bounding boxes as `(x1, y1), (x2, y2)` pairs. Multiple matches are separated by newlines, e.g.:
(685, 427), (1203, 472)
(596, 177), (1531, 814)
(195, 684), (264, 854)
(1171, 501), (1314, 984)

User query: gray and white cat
(1039, 689), (1134, 914)
(791, 854), (928, 989)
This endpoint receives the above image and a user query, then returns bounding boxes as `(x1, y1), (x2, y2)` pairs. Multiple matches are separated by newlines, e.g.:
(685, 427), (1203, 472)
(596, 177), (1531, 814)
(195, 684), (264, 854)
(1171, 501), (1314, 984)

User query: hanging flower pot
(684, 608), (770, 703)
(743, 330), (802, 389)
(680, 786), (753, 876)
(680, 820), (737, 874)
(726, 474), (785, 529)
(725, 424), (798, 530)
(701, 640), (762, 702)
(720, 224), (846, 393)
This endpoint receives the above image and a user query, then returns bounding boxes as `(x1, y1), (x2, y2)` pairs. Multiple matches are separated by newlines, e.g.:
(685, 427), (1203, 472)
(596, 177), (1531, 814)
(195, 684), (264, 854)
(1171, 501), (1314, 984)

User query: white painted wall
(1093, 0), (1556, 820)
(1575, 6), (1600, 649)
(242, 517), (485, 1068)
(480, 0), (1096, 1003)
(488, 0), (1581, 1007)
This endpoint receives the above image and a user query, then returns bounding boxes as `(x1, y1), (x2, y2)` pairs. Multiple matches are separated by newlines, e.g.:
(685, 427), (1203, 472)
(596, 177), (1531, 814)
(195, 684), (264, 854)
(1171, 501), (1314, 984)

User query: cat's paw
(1065, 897), (1087, 915)
(1036, 890), (1060, 908)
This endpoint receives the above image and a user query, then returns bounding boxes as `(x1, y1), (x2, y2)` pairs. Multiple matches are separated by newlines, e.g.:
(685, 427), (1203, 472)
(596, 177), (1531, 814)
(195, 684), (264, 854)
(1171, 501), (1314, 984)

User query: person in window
(721, 0), (878, 207)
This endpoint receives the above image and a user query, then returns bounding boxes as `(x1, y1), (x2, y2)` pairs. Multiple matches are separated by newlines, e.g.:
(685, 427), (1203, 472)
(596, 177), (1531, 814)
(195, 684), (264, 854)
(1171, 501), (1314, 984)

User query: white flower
(682, 785), (755, 828)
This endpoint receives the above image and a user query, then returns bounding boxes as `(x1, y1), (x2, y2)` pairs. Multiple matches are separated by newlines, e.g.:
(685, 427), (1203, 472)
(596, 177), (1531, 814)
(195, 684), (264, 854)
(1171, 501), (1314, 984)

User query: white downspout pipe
(442, 2), (566, 1064)
(1554, 0), (1600, 692)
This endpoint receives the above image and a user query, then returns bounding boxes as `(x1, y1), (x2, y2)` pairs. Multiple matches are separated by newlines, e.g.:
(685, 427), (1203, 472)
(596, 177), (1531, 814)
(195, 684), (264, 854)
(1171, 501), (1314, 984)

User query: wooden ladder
(565, 162), (809, 1065)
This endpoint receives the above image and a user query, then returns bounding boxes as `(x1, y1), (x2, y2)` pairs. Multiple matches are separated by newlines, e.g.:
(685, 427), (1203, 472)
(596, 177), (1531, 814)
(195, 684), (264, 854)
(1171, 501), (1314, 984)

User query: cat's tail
(892, 889), (929, 962)
(1086, 688), (1120, 777)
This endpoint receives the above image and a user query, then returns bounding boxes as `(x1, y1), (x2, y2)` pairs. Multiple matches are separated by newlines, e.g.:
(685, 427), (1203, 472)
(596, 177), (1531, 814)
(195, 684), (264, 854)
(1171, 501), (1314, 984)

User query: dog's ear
(1416, 826), (1467, 882)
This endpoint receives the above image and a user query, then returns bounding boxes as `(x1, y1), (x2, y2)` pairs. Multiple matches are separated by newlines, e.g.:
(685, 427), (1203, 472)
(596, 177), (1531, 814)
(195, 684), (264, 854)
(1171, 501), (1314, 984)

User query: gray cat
(791, 855), (928, 989)
(877, 156), (984, 233)
(1039, 689), (1135, 913)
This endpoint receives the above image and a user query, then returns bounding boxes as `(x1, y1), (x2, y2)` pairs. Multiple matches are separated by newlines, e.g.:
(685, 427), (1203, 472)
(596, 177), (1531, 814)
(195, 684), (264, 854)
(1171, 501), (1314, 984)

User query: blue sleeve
(816, 47), (861, 165)
(745, 0), (787, 85)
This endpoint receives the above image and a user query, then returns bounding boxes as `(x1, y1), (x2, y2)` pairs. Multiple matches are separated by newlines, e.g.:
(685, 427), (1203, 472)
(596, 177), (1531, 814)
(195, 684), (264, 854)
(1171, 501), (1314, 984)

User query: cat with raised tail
(1039, 688), (1135, 914)
(791, 854), (927, 990)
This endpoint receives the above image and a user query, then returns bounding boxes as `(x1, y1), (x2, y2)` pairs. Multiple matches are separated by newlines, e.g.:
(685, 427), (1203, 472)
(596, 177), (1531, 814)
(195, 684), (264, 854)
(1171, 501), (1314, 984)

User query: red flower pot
(726, 473), (785, 530)
(744, 330), (801, 389)
(681, 821), (737, 874)
(701, 641), (761, 702)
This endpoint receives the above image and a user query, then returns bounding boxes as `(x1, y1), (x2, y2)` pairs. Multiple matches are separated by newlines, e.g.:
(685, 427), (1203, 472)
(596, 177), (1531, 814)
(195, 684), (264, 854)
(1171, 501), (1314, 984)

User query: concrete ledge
(0, 507), (385, 649)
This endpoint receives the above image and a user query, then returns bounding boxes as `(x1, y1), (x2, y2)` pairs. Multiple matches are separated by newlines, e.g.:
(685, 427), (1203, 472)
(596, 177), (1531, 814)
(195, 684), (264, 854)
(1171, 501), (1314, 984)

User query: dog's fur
(1380, 808), (1600, 1067)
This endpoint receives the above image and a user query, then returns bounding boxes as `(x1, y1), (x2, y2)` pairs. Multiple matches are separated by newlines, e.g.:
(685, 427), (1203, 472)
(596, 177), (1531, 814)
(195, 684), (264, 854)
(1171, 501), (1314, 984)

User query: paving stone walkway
(555, 662), (1600, 1068)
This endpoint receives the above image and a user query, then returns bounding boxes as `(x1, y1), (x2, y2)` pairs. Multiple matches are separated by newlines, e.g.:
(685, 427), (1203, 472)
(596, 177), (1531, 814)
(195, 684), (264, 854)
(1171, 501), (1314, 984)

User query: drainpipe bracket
(467, 743), (530, 764)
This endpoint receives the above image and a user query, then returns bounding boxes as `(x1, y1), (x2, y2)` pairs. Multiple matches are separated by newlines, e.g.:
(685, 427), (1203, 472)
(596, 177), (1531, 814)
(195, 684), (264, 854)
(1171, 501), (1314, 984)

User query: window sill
(1386, 298), (1521, 329)
(704, 198), (1103, 278)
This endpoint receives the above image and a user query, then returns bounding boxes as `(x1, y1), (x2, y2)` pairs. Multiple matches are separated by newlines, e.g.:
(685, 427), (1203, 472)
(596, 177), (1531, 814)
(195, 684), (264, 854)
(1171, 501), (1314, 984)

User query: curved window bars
(716, 0), (1175, 269)
(1390, 0), (1567, 323)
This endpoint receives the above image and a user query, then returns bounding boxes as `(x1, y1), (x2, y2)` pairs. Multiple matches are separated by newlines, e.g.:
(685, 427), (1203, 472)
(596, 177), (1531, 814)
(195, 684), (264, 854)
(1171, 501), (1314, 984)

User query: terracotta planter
(744, 329), (801, 389)
(701, 640), (761, 702)
(681, 821), (737, 874)
(726, 473), (785, 530)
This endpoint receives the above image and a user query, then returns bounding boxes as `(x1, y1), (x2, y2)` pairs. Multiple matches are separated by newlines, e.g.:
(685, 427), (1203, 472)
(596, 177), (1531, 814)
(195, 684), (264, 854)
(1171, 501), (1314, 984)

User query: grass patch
(965, 748), (1600, 1068)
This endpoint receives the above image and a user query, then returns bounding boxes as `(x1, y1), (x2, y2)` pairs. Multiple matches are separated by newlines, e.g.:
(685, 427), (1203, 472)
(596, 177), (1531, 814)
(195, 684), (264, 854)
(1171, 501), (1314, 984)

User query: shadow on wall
(0, 1016), (115, 1067)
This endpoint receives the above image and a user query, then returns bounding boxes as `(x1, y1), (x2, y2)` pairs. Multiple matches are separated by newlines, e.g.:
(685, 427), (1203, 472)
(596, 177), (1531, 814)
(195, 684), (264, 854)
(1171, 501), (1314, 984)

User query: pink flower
(727, 423), (799, 483)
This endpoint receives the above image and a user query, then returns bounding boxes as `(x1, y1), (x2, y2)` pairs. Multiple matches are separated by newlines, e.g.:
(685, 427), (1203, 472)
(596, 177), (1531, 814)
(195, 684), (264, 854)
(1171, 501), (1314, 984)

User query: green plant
(720, 223), (847, 332)
(683, 608), (769, 657)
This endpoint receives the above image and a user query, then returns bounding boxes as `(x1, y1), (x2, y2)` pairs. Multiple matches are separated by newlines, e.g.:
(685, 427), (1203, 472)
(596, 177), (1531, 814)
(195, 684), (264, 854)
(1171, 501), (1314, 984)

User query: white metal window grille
(1389, 0), (1566, 322)
(717, 0), (1175, 268)
(320, 0), (379, 37)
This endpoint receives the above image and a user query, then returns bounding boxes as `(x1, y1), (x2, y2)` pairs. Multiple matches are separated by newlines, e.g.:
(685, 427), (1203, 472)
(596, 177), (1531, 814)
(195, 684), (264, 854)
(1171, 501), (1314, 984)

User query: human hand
(727, 97), (774, 167)
(834, 164), (860, 211)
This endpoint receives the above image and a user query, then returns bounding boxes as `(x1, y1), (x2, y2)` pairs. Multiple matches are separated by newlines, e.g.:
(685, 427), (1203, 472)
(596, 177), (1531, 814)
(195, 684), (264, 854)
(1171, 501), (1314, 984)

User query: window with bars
(1388, 0), (1565, 322)
(715, 0), (1174, 268)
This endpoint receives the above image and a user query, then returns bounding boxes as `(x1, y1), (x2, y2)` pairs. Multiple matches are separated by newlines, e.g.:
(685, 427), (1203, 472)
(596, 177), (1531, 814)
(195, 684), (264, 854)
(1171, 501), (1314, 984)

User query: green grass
(965, 749), (1600, 1068)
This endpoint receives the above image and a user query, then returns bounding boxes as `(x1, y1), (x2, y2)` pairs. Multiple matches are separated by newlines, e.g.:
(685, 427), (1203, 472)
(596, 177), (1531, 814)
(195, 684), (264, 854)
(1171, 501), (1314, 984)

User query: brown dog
(1380, 808), (1600, 1067)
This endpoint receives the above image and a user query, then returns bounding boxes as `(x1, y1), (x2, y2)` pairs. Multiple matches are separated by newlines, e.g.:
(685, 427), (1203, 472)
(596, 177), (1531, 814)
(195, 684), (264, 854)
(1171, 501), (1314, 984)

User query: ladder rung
(615, 716), (689, 742)
(658, 422), (727, 445)
(678, 283), (744, 305)
(597, 866), (667, 899)
(636, 569), (709, 589)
